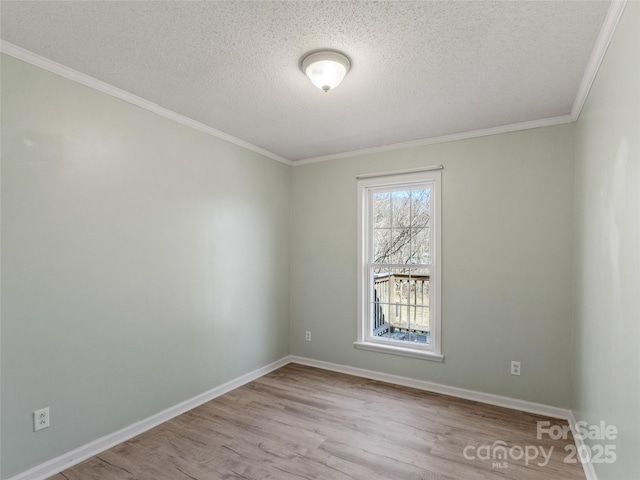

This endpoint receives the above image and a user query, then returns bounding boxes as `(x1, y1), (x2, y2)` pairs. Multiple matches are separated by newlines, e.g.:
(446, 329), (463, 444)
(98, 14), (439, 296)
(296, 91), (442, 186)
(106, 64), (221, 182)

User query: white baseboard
(289, 355), (572, 420)
(567, 411), (599, 480)
(290, 356), (596, 480)
(10, 355), (594, 480)
(7, 356), (291, 480)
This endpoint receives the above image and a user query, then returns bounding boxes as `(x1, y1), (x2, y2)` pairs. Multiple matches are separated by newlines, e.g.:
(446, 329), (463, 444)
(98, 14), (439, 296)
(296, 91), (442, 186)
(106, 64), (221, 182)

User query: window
(355, 168), (443, 361)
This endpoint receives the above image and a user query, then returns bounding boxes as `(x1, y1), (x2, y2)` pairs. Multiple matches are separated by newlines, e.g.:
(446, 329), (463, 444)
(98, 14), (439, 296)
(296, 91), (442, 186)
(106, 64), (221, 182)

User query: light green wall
(3, 3), (639, 476)
(573, 2), (640, 479)
(291, 124), (575, 407)
(0, 54), (290, 478)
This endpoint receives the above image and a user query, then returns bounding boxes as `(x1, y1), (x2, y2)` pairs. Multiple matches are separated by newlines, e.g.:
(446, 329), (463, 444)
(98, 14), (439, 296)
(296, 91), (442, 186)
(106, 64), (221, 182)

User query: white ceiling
(1, 1), (612, 163)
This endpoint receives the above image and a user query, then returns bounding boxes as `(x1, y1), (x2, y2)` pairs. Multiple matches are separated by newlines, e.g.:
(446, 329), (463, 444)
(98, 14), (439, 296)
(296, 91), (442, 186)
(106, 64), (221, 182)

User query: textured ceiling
(1, 1), (611, 162)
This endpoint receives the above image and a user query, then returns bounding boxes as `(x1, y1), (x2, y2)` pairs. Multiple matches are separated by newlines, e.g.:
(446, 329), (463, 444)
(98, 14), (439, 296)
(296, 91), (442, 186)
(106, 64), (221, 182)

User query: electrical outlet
(305, 331), (311, 342)
(511, 361), (521, 376)
(34, 407), (50, 432)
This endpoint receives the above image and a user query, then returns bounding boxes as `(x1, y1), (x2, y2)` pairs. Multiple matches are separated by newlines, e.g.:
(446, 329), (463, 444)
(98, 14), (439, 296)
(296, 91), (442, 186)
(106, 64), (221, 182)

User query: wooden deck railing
(373, 273), (430, 337)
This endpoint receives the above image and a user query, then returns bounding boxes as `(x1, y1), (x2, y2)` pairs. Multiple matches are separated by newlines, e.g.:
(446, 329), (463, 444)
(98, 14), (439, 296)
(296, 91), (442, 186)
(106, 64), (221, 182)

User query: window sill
(353, 341), (444, 362)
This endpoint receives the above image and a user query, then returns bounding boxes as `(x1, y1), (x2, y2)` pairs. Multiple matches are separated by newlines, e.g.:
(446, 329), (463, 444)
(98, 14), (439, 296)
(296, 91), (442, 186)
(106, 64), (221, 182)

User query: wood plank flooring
(49, 364), (585, 480)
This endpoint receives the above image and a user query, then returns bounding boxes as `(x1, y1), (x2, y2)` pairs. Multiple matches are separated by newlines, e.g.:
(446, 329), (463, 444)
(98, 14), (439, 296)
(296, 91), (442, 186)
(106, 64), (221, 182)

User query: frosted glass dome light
(301, 51), (351, 93)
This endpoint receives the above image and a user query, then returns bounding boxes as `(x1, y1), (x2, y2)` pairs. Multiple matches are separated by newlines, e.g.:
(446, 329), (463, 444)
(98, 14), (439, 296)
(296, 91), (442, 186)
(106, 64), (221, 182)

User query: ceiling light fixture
(301, 51), (351, 93)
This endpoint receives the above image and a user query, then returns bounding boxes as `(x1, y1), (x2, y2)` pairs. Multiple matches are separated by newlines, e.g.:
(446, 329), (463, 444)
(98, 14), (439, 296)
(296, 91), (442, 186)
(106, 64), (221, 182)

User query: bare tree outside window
(370, 187), (432, 343)
(373, 189), (431, 269)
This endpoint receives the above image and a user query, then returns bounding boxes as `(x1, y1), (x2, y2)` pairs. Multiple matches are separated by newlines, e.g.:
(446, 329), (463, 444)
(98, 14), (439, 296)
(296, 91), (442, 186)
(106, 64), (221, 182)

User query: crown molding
(571, 0), (628, 120)
(0, 41), (292, 166)
(293, 115), (575, 166)
(292, 0), (629, 167)
(1, 0), (628, 168)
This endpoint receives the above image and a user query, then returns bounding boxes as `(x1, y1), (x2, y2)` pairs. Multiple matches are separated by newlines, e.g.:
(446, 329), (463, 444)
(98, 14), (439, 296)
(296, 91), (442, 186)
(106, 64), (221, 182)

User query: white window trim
(355, 169), (443, 362)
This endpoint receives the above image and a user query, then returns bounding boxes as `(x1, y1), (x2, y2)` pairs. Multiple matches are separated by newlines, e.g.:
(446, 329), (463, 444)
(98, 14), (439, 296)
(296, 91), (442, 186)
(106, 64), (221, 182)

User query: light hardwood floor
(49, 364), (585, 479)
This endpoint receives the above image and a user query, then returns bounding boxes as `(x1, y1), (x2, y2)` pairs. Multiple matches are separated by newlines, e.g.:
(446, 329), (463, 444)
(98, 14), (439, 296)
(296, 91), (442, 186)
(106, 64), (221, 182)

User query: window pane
(371, 301), (391, 339)
(373, 192), (391, 228)
(407, 268), (431, 344)
(391, 191), (411, 227)
(373, 229), (391, 264)
(373, 187), (432, 266)
(389, 228), (411, 264)
(372, 269), (391, 339)
(411, 188), (431, 228)
(373, 268), (431, 345)
(410, 227), (430, 264)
